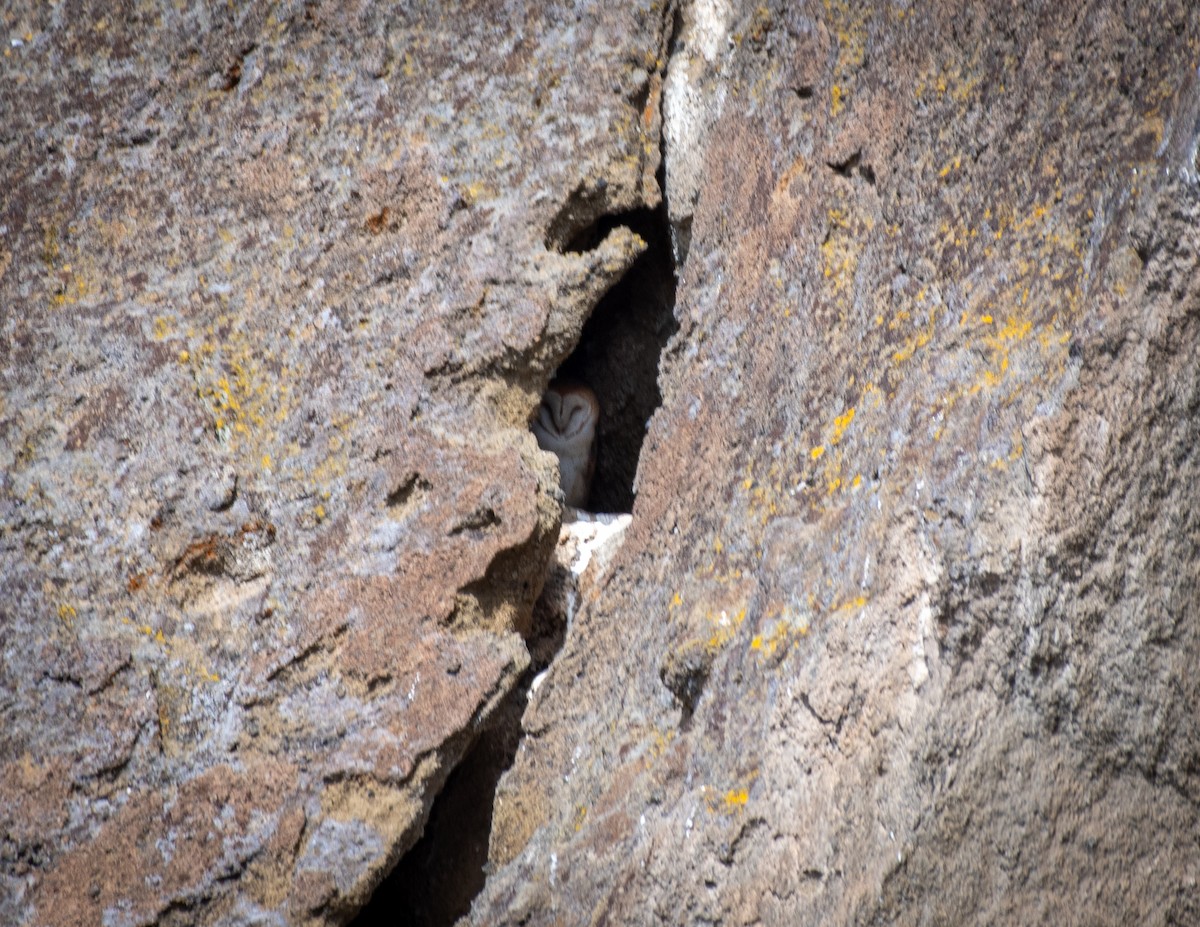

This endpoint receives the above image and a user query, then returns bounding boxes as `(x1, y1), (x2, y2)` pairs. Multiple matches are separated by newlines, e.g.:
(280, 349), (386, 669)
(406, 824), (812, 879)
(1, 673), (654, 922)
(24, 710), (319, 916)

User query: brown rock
(0, 1), (669, 924)
(470, 1), (1200, 925)
(3, 1), (1199, 925)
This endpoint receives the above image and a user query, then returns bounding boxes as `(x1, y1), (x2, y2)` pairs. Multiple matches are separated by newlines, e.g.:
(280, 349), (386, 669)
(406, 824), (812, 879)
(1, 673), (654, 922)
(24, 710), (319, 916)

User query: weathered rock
(526, 510), (633, 671)
(471, 1), (1200, 925)
(0, 1), (671, 925)
(4, 0), (1200, 925)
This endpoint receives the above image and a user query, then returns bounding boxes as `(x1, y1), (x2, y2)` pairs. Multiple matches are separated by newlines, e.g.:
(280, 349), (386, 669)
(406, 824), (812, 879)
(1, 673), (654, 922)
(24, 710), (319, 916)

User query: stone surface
(472, 1), (1200, 925)
(0, 1), (670, 925)
(526, 510), (633, 673)
(3, 1), (1200, 926)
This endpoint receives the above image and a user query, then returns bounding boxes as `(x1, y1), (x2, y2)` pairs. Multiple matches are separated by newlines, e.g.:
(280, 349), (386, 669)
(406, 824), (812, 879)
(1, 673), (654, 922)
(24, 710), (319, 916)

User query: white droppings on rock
(535, 510), (632, 632)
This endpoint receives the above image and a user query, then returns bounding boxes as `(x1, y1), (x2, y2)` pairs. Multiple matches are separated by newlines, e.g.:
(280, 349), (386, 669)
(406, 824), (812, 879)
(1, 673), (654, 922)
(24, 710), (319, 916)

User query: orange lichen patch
(50, 257), (98, 309)
(913, 48), (985, 106)
(646, 726), (678, 761)
(740, 457), (804, 528)
(820, 204), (865, 296)
(751, 603), (813, 658)
(860, 383), (885, 412)
(990, 316), (1033, 342)
(925, 191), (1087, 403)
(41, 222), (60, 266)
(187, 318), (294, 465)
(39, 218), (104, 309)
(891, 326), (933, 365)
(702, 772), (760, 815)
(750, 620), (792, 655)
(832, 595), (868, 615)
(153, 316), (174, 340)
(987, 436), (1027, 472)
(706, 606), (748, 652)
(742, 464), (789, 527)
(830, 407), (856, 444)
(459, 180), (494, 207)
(968, 314), (1034, 393)
(823, 0), (868, 116)
(135, 623), (167, 645)
(938, 155), (962, 179)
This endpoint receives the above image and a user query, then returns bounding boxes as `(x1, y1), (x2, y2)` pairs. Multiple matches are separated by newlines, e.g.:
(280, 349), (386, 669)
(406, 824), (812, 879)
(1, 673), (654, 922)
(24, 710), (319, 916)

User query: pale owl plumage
(532, 380), (599, 508)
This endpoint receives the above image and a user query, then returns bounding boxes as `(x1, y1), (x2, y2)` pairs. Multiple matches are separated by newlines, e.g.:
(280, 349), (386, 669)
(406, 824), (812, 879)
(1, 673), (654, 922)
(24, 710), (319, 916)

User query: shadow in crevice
(544, 181), (630, 253)
(349, 687), (524, 927)
(554, 203), (678, 514)
(356, 185), (677, 927)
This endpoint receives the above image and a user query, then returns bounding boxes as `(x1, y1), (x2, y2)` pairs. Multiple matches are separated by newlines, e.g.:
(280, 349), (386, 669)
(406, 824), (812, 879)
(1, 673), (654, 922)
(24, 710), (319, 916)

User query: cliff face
(474, 1), (1200, 923)
(2, 1), (1198, 926)
(0, 2), (666, 924)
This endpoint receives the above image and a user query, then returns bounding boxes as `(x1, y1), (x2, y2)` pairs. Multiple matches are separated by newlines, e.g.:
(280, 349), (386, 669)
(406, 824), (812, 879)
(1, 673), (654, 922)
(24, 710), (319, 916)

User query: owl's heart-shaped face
(536, 390), (597, 445)
(532, 380), (599, 508)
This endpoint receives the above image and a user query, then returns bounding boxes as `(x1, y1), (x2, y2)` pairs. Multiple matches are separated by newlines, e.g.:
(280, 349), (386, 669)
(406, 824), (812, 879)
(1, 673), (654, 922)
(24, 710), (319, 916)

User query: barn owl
(532, 380), (599, 508)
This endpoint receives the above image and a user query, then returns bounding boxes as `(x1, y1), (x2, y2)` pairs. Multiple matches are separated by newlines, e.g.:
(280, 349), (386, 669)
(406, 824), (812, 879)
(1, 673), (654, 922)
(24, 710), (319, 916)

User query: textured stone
(4, 1), (1199, 925)
(471, 1), (1200, 925)
(0, 1), (670, 924)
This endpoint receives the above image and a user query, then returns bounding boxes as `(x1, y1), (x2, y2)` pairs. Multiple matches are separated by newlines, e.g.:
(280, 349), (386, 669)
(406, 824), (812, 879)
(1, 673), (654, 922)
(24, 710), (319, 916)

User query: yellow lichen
(57, 602), (77, 628)
(831, 407), (856, 443)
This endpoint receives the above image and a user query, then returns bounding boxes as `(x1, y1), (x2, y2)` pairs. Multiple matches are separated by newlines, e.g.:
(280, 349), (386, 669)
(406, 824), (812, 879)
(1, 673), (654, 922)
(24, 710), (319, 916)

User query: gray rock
(3, 1), (1199, 926)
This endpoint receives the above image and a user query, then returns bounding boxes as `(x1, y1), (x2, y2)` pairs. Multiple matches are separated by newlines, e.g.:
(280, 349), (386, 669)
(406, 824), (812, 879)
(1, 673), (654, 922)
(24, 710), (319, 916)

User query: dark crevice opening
(545, 180), (622, 253)
(555, 202), (677, 513)
(350, 684), (526, 927)
(356, 30), (680, 927)
(352, 198), (676, 926)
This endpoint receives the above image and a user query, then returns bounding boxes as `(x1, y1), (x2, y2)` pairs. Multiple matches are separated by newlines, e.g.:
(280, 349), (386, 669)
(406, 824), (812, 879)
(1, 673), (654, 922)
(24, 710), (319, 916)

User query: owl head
(532, 380), (599, 508)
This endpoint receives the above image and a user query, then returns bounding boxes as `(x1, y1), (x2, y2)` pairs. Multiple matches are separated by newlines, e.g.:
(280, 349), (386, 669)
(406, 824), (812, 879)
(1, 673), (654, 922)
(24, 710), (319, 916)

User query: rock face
(2, 2), (1199, 927)
(475, 1), (1200, 925)
(0, 1), (668, 924)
